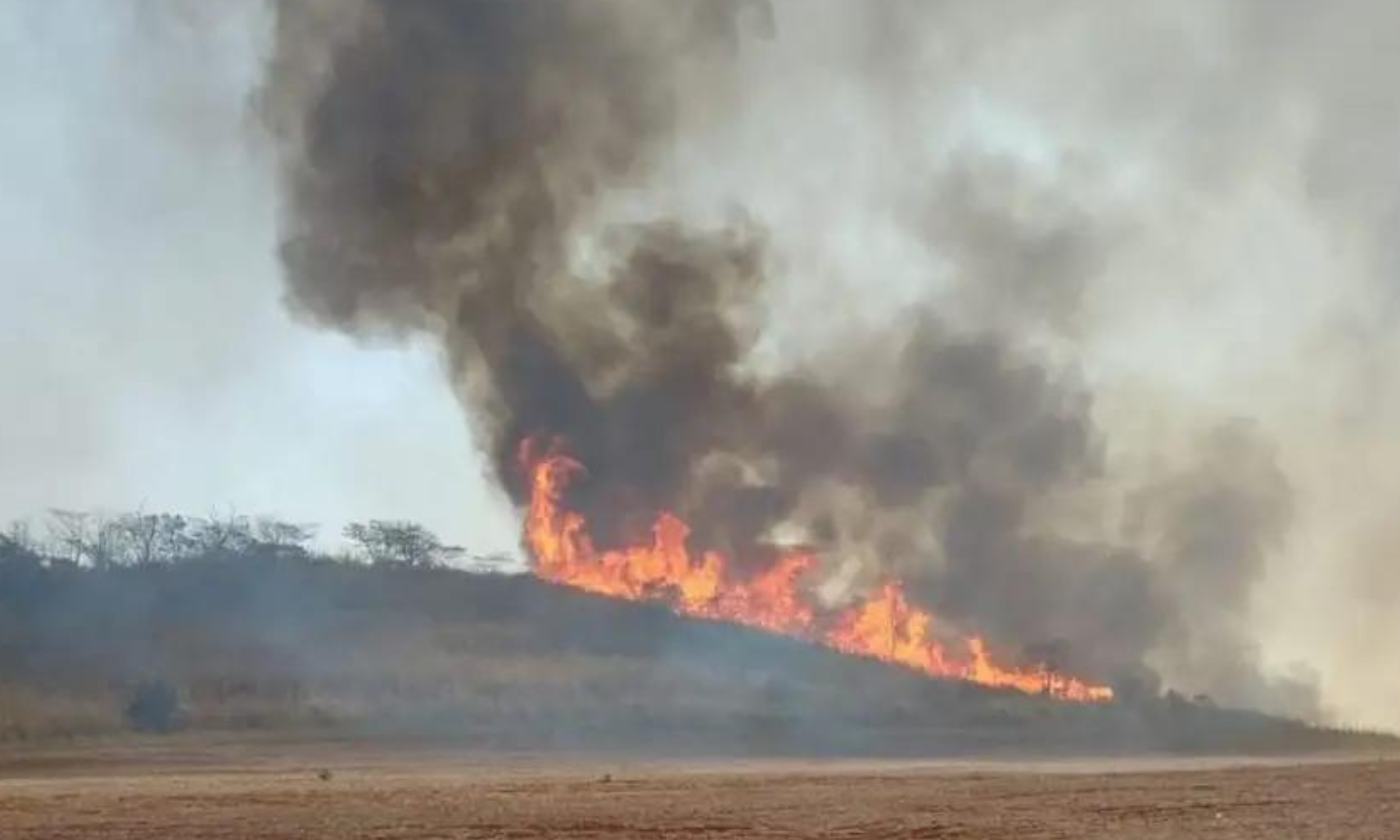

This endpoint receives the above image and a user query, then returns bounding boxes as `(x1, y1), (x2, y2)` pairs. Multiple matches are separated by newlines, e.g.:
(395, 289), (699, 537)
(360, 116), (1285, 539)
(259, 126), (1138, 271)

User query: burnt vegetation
(0, 512), (1389, 756)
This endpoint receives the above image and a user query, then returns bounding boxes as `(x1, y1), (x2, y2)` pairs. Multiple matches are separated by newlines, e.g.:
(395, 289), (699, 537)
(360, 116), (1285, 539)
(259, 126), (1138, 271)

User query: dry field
(0, 742), (1396, 839)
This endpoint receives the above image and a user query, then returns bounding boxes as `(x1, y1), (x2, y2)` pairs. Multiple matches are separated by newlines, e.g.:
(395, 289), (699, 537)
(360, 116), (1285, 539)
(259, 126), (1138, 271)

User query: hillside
(0, 550), (1391, 756)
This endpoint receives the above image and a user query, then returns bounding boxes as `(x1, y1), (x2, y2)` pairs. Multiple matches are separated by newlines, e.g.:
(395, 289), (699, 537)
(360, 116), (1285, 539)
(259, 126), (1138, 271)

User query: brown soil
(1, 743), (1395, 838)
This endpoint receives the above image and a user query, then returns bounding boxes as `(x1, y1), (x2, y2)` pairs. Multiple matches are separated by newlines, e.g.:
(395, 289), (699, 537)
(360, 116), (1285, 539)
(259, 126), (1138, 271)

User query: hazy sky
(0, 1), (519, 555)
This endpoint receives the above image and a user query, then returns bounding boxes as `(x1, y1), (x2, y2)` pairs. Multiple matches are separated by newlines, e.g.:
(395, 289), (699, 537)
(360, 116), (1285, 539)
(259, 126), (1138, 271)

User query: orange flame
(520, 438), (1113, 703)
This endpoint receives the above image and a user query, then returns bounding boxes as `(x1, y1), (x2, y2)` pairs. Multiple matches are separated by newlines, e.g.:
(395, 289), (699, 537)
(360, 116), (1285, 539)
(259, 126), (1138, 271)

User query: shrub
(124, 681), (181, 733)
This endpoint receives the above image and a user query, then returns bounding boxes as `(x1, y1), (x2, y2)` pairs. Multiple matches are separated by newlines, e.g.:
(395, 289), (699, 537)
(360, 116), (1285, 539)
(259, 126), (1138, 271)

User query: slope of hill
(0, 550), (1391, 756)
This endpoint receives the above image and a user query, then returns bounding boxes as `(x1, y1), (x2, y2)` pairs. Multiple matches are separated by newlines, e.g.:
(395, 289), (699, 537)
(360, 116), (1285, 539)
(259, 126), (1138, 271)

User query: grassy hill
(0, 547), (1391, 756)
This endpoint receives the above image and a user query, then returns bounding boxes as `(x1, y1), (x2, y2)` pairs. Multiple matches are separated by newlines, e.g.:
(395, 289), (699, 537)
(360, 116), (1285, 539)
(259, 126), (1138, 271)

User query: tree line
(0, 510), (491, 569)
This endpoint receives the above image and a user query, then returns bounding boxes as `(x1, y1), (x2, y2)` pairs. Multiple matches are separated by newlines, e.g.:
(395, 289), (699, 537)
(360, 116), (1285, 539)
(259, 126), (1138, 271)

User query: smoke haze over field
(7, 0), (1400, 730)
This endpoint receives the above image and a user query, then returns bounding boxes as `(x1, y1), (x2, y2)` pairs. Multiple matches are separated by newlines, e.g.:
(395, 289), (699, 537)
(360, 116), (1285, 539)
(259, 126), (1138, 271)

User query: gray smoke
(1127, 422), (1318, 719)
(260, 0), (1388, 720)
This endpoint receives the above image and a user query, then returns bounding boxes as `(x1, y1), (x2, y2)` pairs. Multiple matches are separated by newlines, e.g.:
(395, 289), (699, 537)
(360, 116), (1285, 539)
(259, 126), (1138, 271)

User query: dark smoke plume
(262, 0), (1313, 716)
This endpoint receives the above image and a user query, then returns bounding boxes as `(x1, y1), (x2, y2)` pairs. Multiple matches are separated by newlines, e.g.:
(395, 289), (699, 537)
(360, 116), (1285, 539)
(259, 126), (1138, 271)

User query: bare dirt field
(1, 741), (1396, 839)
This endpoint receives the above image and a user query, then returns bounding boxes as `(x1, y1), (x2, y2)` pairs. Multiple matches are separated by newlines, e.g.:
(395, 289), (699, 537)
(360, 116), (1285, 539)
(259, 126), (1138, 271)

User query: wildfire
(520, 438), (1113, 703)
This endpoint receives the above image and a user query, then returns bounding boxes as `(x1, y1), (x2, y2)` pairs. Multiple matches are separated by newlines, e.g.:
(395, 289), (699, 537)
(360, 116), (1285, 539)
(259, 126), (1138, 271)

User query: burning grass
(521, 437), (1114, 702)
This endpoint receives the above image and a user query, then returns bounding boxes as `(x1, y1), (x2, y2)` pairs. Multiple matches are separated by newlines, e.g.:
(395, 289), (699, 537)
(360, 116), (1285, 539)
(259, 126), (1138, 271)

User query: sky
(0, 1), (519, 556)
(3, 0), (1400, 731)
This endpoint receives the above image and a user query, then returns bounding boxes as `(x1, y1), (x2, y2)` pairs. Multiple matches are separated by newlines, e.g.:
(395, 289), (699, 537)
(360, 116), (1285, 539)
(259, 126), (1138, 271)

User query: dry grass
(1, 743), (1396, 838)
(8, 558), (1392, 756)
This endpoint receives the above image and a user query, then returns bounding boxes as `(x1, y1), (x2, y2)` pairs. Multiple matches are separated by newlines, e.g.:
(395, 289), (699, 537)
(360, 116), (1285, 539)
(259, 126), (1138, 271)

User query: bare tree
(190, 511), (254, 557)
(45, 510), (126, 568)
(342, 520), (462, 568)
(45, 509), (94, 565)
(1024, 639), (1072, 694)
(254, 517), (317, 557)
(114, 513), (192, 565)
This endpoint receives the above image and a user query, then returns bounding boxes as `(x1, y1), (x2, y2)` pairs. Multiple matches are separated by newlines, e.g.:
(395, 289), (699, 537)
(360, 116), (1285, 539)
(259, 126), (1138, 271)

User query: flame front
(521, 439), (1113, 703)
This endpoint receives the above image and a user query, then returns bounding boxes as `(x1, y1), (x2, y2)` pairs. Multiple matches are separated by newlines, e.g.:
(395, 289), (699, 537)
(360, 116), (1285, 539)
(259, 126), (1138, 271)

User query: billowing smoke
(260, 0), (1358, 719)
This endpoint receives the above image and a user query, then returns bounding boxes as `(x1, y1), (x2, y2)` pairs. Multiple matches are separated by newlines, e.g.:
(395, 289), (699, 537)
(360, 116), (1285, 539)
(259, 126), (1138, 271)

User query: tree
(253, 517), (316, 557)
(189, 512), (254, 558)
(0, 520), (41, 566)
(112, 513), (192, 565)
(44, 510), (125, 568)
(342, 520), (462, 567)
(1024, 639), (1072, 694)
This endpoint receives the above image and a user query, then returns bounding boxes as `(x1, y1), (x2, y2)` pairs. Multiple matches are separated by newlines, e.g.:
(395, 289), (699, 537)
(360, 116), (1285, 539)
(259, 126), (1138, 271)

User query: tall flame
(520, 438), (1113, 703)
